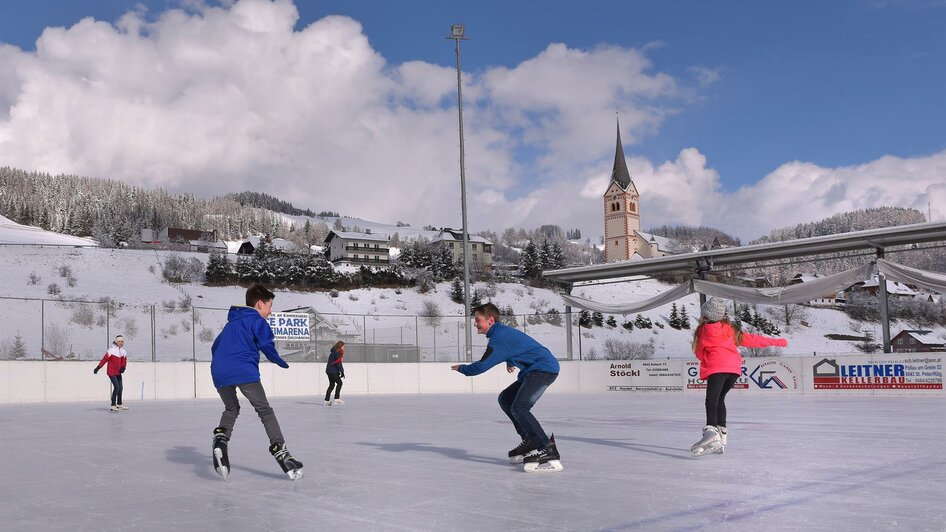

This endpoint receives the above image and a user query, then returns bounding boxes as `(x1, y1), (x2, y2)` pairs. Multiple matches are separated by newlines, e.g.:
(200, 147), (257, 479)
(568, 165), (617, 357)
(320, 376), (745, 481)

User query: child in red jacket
(690, 298), (787, 457)
(94, 335), (128, 412)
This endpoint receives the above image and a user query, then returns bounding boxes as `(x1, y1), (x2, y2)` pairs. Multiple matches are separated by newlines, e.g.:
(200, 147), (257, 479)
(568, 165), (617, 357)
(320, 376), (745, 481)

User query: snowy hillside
(2, 246), (939, 362)
(0, 215), (96, 246)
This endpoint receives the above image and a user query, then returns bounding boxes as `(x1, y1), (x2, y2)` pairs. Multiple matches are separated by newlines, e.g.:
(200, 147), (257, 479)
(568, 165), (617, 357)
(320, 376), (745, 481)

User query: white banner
(267, 312), (311, 341)
(807, 353), (943, 393)
(605, 360), (684, 392)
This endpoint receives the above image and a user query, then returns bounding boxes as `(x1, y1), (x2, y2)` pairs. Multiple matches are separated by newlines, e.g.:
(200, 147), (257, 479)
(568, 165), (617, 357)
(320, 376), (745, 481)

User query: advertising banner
(742, 357), (803, 394)
(267, 312), (311, 341)
(809, 354), (943, 392)
(683, 360), (749, 392)
(605, 360), (684, 392)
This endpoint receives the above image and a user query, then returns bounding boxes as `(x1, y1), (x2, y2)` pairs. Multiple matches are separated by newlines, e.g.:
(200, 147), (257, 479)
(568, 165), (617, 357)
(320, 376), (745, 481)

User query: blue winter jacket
(211, 306), (289, 388)
(456, 322), (559, 380)
(326, 348), (345, 377)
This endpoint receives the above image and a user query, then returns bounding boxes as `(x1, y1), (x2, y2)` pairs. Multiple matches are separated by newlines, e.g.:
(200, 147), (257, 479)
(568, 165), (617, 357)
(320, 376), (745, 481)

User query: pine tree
(450, 278), (464, 304)
(205, 251), (234, 282)
(550, 242), (567, 269)
(469, 289), (483, 314)
(519, 240), (542, 279)
(539, 240), (552, 270)
(622, 320), (634, 331)
(546, 308), (562, 326)
(11, 334), (27, 359)
(669, 303), (680, 329)
(605, 315), (617, 328)
(578, 310), (592, 328)
(680, 306), (690, 329)
(592, 311), (604, 327)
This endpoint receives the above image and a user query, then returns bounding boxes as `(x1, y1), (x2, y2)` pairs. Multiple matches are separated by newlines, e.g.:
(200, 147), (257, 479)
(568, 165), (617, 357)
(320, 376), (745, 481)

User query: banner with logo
(605, 360), (684, 392)
(807, 354), (943, 393)
(267, 312), (311, 341)
(683, 360), (750, 393)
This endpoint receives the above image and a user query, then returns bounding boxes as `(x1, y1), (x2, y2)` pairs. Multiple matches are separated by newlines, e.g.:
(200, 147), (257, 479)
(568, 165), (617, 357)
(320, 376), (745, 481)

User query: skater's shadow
(555, 435), (691, 461)
(166, 446), (285, 480)
(356, 441), (509, 466)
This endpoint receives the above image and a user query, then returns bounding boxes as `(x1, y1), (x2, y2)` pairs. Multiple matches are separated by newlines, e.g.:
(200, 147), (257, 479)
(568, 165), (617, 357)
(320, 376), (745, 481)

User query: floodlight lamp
(451, 24), (465, 38)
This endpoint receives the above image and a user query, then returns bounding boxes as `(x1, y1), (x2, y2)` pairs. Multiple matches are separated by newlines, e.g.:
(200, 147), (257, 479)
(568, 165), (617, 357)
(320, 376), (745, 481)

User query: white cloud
(0, 0), (941, 245)
(687, 65), (722, 87)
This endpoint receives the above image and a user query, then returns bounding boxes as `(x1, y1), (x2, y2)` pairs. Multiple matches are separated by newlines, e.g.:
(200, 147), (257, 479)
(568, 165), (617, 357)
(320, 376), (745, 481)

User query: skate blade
(691, 444), (721, 458)
(523, 460), (563, 473)
(286, 468), (304, 481)
(213, 449), (229, 480)
(509, 451), (537, 464)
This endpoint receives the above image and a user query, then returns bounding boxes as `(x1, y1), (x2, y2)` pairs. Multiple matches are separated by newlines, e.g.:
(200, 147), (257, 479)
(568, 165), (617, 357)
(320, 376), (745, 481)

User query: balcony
(345, 245), (390, 253)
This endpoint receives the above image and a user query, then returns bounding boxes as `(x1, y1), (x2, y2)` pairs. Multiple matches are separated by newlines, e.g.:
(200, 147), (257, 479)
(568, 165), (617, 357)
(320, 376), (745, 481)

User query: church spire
(610, 116), (632, 190)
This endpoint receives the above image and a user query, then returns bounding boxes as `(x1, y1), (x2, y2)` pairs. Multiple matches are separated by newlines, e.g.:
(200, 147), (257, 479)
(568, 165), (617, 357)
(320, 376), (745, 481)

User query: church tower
(603, 118), (641, 262)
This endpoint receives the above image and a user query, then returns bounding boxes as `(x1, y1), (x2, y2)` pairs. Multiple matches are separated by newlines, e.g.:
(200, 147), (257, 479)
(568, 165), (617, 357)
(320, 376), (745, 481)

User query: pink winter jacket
(693, 322), (787, 380)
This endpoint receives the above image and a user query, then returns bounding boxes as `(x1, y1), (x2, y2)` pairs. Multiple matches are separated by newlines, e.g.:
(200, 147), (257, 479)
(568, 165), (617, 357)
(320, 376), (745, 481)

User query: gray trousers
(216, 381), (284, 446)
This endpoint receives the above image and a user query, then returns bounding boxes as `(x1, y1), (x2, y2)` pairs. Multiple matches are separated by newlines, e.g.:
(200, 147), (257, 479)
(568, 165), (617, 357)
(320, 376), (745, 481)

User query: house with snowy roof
(788, 273), (847, 307)
(431, 228), (493, 270)
(891, 330), (946, 353)
(324, 229), (391, 267)
(850, 275), (918, 298)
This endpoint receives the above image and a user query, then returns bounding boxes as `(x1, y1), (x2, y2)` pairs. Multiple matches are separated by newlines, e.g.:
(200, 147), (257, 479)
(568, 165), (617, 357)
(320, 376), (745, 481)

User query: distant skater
(324, 341), (346, 406)
(451, 303), (563, 473)
(209, 284), (304, 480)
(94, 335), (128, 412)
(690, 297), (788, 457)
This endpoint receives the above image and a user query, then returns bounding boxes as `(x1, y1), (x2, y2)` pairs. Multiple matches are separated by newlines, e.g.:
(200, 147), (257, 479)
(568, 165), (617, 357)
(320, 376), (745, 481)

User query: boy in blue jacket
(452, 303), (563, 472)
(210, 284), (303, 480)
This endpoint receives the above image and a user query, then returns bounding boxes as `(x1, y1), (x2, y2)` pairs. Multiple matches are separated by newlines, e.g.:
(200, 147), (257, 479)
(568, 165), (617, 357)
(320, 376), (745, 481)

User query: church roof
(610, 118), (633, 190)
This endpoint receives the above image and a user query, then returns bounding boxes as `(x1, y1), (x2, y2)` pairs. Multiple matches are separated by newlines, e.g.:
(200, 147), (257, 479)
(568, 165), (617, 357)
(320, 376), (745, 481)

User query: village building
(324, 229), (391, 267)
(891, 330), (946, 353)
(431, 228), (493, 270)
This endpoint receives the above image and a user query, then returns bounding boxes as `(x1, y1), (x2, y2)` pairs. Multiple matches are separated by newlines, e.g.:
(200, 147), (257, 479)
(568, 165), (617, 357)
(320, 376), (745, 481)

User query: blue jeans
(498, 371), (557, 449)
(108, 375), (123, 406)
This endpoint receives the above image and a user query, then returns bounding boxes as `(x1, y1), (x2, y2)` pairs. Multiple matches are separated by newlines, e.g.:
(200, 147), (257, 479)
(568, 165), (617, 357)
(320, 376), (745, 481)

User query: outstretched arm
(739, 333), (788, 349)
(254, 318), (289, 368)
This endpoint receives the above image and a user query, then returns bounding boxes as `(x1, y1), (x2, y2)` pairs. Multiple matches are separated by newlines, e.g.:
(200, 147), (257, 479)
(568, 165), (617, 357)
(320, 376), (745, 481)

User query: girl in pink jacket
(94, 335), (128, 412)
(690, 298), (787, 456)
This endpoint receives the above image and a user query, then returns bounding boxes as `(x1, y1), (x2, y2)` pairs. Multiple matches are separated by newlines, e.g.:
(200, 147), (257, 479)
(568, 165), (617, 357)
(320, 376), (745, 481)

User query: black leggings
(325, 374), (343, 401)
(109, 375), (124, 406)
(705, 373), (739, 427)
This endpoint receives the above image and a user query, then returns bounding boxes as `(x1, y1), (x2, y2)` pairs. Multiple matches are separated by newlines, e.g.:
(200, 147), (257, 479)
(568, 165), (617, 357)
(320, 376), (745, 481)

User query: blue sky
(0, 0), (944, 239)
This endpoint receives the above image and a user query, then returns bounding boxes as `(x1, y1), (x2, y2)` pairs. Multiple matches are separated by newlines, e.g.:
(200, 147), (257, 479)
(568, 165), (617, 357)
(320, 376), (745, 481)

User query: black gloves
(341, 374), (345, 379)
(93, 366), (100, 374)
(120, 367), (125, 374)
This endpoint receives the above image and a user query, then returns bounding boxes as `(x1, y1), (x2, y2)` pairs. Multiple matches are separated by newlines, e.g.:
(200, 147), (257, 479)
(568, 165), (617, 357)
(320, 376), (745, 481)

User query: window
(628, 202), (636, 213)
(472, 244), (478, 251)
(897, 338), (904, 345)
(374, 244), (379, 249)
(614, 241), (618, 246)
(910, 338), (916, 345)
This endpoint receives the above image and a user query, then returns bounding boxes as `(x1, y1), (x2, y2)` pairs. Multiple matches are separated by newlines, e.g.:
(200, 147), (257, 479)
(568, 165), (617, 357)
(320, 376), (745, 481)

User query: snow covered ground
(0, 393), (943, 531)
(1, 245), (942, 362)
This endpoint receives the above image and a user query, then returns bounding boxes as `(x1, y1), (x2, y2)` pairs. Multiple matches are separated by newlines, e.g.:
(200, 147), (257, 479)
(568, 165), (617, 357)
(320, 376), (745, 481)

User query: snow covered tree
(519, 240), (542, 279)
(450, 278), (464, 304)
(679, 306), (691, 329)
(592, 311), (604, 327)
(10, 335), (27, 359)
(605, 315), (617, 328)
(205, 251), (234, 282)
(469, 289), (483, 314)
(669, 303), (681, 329)
(578, 310), (592, 328)
(546, 308), (563, 326)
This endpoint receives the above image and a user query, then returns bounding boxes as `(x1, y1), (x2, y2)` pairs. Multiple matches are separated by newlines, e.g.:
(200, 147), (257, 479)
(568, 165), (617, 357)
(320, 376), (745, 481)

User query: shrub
(28, 272), (40, 285)
(420, 299), (442, 327)
(603, 338), (655, 360)
(47, 283), (61, 296)
(162, 255), (204, 283)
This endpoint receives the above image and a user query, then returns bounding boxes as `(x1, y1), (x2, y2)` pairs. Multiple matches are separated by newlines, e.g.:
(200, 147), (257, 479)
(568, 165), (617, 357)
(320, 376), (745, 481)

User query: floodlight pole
(449, 24), (473, 361)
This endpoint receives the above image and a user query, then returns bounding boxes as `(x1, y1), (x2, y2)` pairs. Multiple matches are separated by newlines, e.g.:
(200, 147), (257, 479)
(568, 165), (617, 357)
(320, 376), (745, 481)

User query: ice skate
(523, 435), (563, 473)
(118, 404), (129, 410)
(212, 427), (230, 480)
(508, 439), (538, 464)
(270, 442), (304, 481)
(323, 399), (333, 406)
(691, 426), (722, 457)
(714, 427), (727, 454)
(331, 399), (344, 405)
(109, 405), (120, 412)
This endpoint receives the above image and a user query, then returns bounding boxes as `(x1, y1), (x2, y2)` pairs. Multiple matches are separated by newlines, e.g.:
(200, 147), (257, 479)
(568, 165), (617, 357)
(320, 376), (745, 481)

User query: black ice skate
(523, 435), (563, 473)
(269, 442), (304, 481)
(508, 439), (538, 464)
(212, 427), (230, 480)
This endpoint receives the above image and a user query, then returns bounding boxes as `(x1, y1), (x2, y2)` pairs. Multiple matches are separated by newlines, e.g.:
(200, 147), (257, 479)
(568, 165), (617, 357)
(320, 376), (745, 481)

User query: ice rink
(1, 393), (944, 531)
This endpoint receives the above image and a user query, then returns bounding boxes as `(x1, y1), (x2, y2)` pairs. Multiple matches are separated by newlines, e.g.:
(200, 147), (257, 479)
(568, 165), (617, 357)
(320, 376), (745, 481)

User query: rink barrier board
(0, 354), (942, 404)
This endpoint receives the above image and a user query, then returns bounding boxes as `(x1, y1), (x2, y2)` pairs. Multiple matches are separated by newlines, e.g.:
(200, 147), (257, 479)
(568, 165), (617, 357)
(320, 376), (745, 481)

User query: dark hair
(331, 341), (345, 351)
(246, 284), (275, 307)
(473, 302), (501, 322)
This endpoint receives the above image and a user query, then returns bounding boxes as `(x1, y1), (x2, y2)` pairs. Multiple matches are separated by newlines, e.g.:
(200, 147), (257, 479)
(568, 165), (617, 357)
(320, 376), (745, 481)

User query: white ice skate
(323, 400), (332, 406)
(332, 399), (344, 405)
(270, 442), (304, 481)
(523, 460), (564, 473)
(691, 425), (722, 458)
(212, 428), (229, 480)
(714, 427), (727, 454)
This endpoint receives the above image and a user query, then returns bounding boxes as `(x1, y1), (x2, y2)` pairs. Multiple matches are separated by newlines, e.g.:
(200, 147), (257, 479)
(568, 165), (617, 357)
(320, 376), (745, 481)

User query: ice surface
(1, 393), (944, 531)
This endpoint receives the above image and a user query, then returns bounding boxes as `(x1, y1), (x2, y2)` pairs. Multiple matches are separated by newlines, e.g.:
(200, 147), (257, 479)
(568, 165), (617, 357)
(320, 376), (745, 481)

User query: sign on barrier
(809, 354), (943, 391)
(267, 312), (311, 341)
(683, 360), (749, 391)
(605, 360), (683, 392)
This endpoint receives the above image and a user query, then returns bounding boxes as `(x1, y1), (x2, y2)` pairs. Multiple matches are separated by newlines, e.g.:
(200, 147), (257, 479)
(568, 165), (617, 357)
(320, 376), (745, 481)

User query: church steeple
(610, 117), (632, 190)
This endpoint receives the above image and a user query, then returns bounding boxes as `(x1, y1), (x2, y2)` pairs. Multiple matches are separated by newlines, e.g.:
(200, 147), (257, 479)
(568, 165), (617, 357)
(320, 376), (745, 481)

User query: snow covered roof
(898, 330), (944, 345)
(634, 230), (673, 252)
(859, 276), (918, 295)
(0, 215), (97, 246)
(431, 231), (492, 245)
(326, 230), (390, 243)
(270, 238), (297, 251)
(791, 273), (821, 283)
